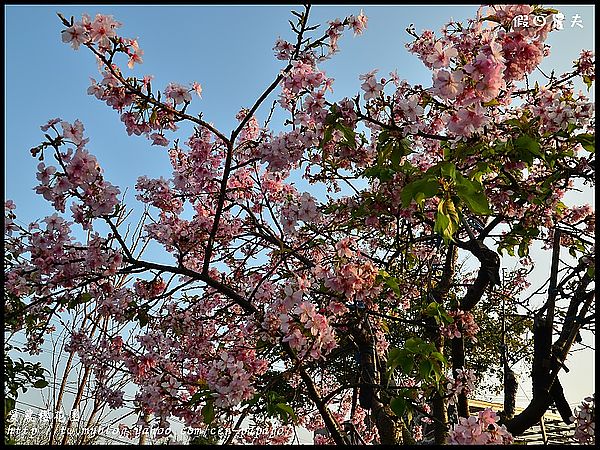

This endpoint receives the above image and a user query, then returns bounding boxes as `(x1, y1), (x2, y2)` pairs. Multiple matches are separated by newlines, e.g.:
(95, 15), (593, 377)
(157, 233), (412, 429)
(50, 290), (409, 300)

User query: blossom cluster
(7, 3), (596, 445)
(447, 368), (477, 403)
(447, 408), (513, 445)
(5, 213), (122, 299)
(33, 119), (121, 229)
(440, 310), (480, 342)
(571, 394), (595, 445)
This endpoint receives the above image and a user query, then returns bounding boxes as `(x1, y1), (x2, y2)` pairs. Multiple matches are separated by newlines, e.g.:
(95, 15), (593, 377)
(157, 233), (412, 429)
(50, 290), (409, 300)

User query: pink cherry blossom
(164, 82), (192, 105)
(426, 41), (458, 68)
(431, 69), (464, 100)
(150, 132), (169, 147)
(61, 23), (88, 49)
(192, 81), (203, 97)
(348, 10), (368, 36)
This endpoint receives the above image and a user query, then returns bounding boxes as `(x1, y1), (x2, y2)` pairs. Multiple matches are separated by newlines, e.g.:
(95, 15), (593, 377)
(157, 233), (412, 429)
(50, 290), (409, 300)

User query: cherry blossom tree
(5, 4), (595, 445)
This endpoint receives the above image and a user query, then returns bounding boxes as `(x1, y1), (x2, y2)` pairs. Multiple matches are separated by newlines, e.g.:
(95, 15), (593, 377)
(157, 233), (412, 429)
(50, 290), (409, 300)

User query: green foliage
(4, 344), (49, 436)
(400, 162), (491, 242)
(390, 396), (410, 420)
(497, 222), (540, 257)
(376, 269), (402, 298)
(320, 104), (363, 151)
(201, 400), (215, 424)
(424, 301), (454, 325)
(62, 291), (93, 310)
(186, 388), (213, 407)
(435, 197), (460, 243)
(264, 392), (297, 424)
(512, 134), (544, 165)
(401, 176), (439, 207)
(239, 387), (298, 426)
(387, 338), (449, 424)
(362, 131), (414, 182)
(454, 172), (492, 215)
(387, 337), (448, 391)
(189, 434), (220, 445)
(582, 75), (594, 91)
(574, 133), (595, 153)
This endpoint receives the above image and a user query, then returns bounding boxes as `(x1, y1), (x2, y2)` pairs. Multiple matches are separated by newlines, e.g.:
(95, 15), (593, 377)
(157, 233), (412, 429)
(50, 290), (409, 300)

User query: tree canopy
(5, 4), (595, 445)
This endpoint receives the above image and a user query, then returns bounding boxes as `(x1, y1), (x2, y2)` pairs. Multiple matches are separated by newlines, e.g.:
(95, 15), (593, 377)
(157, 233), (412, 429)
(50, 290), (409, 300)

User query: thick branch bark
(458, 239), (500, 311)
(550, 377), (574, 424)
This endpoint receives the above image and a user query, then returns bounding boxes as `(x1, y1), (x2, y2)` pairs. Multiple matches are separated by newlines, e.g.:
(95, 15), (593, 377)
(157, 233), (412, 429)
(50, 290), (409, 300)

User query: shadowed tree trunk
(451, 336), (469, 418)
(502, 364), (518, 420)
(451, 232), (501, 419)
(352, 316), (403, 444)
(425, 244), (458, 443)
(504, 232), (594, 436)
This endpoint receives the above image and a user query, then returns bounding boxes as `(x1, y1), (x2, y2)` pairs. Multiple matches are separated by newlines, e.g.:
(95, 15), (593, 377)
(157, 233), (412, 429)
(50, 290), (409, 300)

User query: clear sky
(4, 4), (595, 442)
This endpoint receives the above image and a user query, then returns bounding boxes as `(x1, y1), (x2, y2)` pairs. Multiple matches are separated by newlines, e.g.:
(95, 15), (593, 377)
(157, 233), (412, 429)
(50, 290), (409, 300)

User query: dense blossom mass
(571, 395), (595, 445)
(5, 4), (595, 446)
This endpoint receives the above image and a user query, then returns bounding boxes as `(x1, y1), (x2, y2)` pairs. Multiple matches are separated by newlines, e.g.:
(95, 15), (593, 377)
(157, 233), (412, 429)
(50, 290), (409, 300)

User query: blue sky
(4, 4), (595, 440)
(6, 4), (594, 223)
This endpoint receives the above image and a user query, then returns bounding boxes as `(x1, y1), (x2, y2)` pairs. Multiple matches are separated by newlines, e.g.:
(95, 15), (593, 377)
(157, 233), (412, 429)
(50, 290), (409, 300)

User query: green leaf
(434, 198), (460, 242)
(390, 142), (402, 169)
(202, 401), (215, 424)
(5, 397), (16, 419)
(387, 348), (402, 366)
(425, 301), (441, 317)
(405, 338), (435, 355)
(384, 276), (401, 297)
(419, 359), (434, 380)
(574, 133), (595, 153)
(138, 309), (149, 327)
(387, 348), (414, 376)
(325, 104), (340, 125)
(586, 265), (595, 279)
(398, 353), (414, 374)
(503, 118), (523, 129)
(33, 379), (48, 389)
(68, 292), (93, 310)
(430, 351), (448, 366)
(439, 162), (457, 180)
(275, 402), (297, 422)
(187, 390), (210, 406)
(457, 188), (491, 215)
(390, 397), (407, 417)
(363, 166), (395, 182)
(482, 98), (500, 107)
(378, 130), (390, 144)
(404, 338), (422, 353)
(455, 173), (492, 215)
(401, 177), (439, 207)
(336, 123), (356, 149)
(321, 126), (333, 147)
(514, 134), (543, 164)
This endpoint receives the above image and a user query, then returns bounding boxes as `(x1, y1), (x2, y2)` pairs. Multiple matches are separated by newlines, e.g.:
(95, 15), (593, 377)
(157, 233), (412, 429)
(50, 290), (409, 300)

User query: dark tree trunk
(451, 336), (470, 418)
(423, 244), (459, 443)
(502, 365), (518, 420)
(550, 377), (574, 424)
(352, 317), (402, 444)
